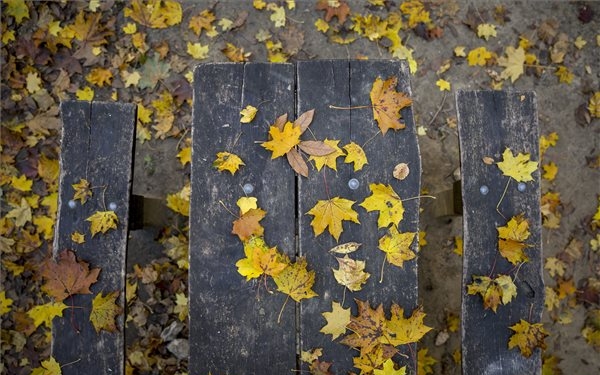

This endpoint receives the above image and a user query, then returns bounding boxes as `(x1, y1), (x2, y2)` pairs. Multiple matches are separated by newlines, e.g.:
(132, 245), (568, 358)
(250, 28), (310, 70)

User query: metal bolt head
(68, 200), (77, 209)
(348, 178), (360, 190)
(243, 183), (254, 194)
(479, 185), (489, 195)
(109, 202), (117, 211)
(517, 182), (526, 192)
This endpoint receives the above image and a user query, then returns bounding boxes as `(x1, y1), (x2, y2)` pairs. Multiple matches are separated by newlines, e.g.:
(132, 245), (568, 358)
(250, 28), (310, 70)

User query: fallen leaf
(240, 105), (258, 123)
(222, 42), (251, 62)
(392, 163), (409, 180)
(6, 198), (32, 227)
(287, 148), (309, 177)
(86, 210), (118, 237)
(267, 3), (286, 27)
(467, 46), (493, 66)
(1, 291), (14, 315)
(298, 140), (336, 157)
(497, 147), (538, 182)
(417, 348), (436, 375)
(370, 76), (412, 134)
(373, 359), (405, 375)
(4, 0), (30, 24)
(71, 231), (85, 244)
(544, 257), (566, 278)
(124, 0), (182, 29)
(11, 175), (32, 192)
(72, 178), (92, 204)
(189, 9), (216, 36)
(308, 139), (345, 171)
(340, 300), (386, 356)
(555, 65), (573, 84)
(436, 79), (451, 91)
(90, 291), (123, 333)
(138, 53), (170, 90)
(343, 142), (368, 171)
(378, 227), (416, 267)
(333, 255), (370, 291)
(329, 242), (361, 254)
(213, 151), (245, 174)
(232, 208), (266, 241)
(497, 214), (531, 264)
(273, 257), (317, 302)
(235, 237), (288, 280)
(186, 42), (209, 60)
(360, 183), (405, 229)
(498, 46), (525, 83)
(542, 162), (558, 181)
(39, 249), (100, 302)
(382, 304), (432, 346)
(30, 357), (61, 375)
(177, 146), (191, 166)
(237, 196), (258, 215)
(27, 302), (68, 329)
(508, 319), (548, 357)
(307, 197), (360, 241)
(86, 67), (113, 87)
(477, 23), (497, 40)
(300, 348), (323, 364)
(316, 0), (350, 23)
(262, 121), (302, 159)
(588, 92), (600, 118)
(320, 301), (351, 339)
(467, 274), (517, 312)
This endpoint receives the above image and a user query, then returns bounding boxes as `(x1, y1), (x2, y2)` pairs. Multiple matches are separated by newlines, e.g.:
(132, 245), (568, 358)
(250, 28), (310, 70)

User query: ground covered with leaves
(1, 1), (599, 375)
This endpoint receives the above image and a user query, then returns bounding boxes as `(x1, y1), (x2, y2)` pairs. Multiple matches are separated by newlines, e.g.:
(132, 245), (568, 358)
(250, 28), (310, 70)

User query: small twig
(361, 130), (382, 149)
(401, 195), (437, 202)
(379, 256), (386, 283)
(496, 178), (510, 219)
(176, 127), (190, 150)
(60, 359), (81, 368)
(218, 200), (239, 218)
(427, 91), (447, 127)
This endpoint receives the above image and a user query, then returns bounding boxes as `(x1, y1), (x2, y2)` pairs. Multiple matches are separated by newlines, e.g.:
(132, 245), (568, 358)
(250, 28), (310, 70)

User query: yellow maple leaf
(467, 46), (493, 66)
(320, 301), (351, 340)
(186, 42), (209, 60)
(262, 121), (302, 159)
(122, 70), (141, 88)
(496, 147), (538, 182)
(273, 257), (317, 302)
(189, 9), (216, 36)
(332, 255), (370, 292)
(177, 146), (191, 166)
(237, 197), (258, 215)
(86, 210), (118, 237)
(343, 142), (368, 171)
(137, 103), (153, 124)
(1, 291), (14, 315)
(315, 18), (329, 33)
(542, 162), (558, 181)
(37, 155), (59, 184)
(588, 92), (600, 118)
(417, 348), (436, 375)
(123, 22), (137, 34)
(33, 215), (54, 240)
(370, 76), (412, 134)
(166, 184), (190, 216)
(30, 357), (61, 375)
(454, 46), (466, 57)
(86, 67), (113, 87)
(309, 139), (345, 171)
(213, 151), (245, 174)
(6, 198), (32, 227)
(124, 0), (182, 29)
(222, 42), (251, 62)
(497, 214), (531, 264)
(467, 274), (517, 312)
(11, 174), (32, 192)
(240, 105), (258, 123)
(27, 301), (68, 329)
(76, 86), (94, 101)
(382, 304), (432, 346)
(544, 257), (565, 278)
(374, 359), (406, 375)
(540, 132), (559, 157)
(307, 197), (359, 241)
(72, 178), (92, 204)
(555, 65), (574, 84)
(360, 183), (405, 229)
(174, 292), (188, 321)
(253, 0), (267, 9)
(5, 0), (29, 24)
(232, 208), (266, 241)
(508, 319), (548, 357)
(498, 46), (525, 83)
(90, 291), (123, 333)
(378, 227), (416, 268)
(477, 23), (497, 40)
(268, 3), (286, 27)
(236, 237), (286, 280)
(26, 72), (42, 94)
(71, 231), (85, 244)
(436, 78), (451, 91)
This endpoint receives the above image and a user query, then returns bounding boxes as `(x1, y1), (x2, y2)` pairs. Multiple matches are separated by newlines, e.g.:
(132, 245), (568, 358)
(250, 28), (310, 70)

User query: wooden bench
(51, 62), (543, 375)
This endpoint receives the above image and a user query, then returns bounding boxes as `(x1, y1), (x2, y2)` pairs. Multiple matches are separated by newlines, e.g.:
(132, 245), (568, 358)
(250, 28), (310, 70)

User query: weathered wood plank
(456, 91), (543, 375)
(189, 63), (296, 374)
(297, 60), (420, 373)
(53, 101), (136, 375)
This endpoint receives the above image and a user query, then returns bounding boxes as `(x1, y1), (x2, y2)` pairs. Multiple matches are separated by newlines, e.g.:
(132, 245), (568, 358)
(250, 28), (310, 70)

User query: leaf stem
(401, 195), (437, 202)
(379, 256), (386, 283)
(328, 104), (372, 110)
(496, 178), (511, 219)
(277, 295), (290, 324)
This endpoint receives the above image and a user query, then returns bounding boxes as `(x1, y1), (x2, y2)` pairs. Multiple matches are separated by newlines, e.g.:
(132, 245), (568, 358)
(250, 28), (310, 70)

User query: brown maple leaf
(316, 0), (351, 24)
(370, 76), (413, 134)
(39, 250), (100, 302)
(340, 299), (386, 356)
(232, 208), (266, 241)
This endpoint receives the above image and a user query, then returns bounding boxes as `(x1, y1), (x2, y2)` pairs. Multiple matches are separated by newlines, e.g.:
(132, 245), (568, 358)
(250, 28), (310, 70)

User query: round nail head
(109, 202), (117, 211)
(68, 200), (76, 209)
(479, 185), (489, 195)
(348, 178), (360, 190)
(517, 182), (526, 192)
(243, 183), (254, 194)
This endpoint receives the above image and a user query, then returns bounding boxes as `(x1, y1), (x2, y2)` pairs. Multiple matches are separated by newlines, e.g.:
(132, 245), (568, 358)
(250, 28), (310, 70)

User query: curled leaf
(332, 255), (370, 292)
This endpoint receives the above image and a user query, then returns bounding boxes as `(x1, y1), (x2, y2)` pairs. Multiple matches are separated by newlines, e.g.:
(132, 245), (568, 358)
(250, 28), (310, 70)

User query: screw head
(348, 178), (360, 190)
(108, 202), (117, 211)
(517, 182), (526, 192)
(479, 185), (489, 195)
(243, 183), (254, 194)
(68, 200), (77, 209)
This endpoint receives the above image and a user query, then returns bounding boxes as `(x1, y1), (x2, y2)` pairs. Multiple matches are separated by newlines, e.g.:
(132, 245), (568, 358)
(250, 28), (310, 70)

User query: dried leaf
(235, 237), (288, 280)
(40, 250), (100, 302)
(332, 255), (370, 291)
(378, 227), (416, 267)
(72, 178), (92, 204)
(392, 163), (409, 180)
(343, 142), (368, 171)
(329, 242), (361, 254)
(508, 319), (548, 357)
(316, 0), (350, 24)
(382, 304), (432, 346)
(124, 0), (182, 29)
(90, 291), (122, 333)
(497, 147), (538, 182)
(340, 300), (386, 356)
(360, 183), (405, 229)
(373, 359), (406, 375)
(30, 357), (61, 375)
(262, 121), (302, 159)
(320, 301), (351, 340)
(497, 214), (531, 264)
(298, 140), (335, 156)
(273, 257), (317, 302)
(498, 46), (525, 83)
(213, 151), (245, 174)
(294, 109), (315, 133)
(287, 148), (309, 177)
(467, 274), (517, 312)
(309, 139), (345, 171)
(27, 302), (68, 329)
(86, 210), (118, 237)
(307, 197), (359, 241)
(370, 76), (412, 134)
(232, 208), (266, 241)
(240, 105), (258, 123)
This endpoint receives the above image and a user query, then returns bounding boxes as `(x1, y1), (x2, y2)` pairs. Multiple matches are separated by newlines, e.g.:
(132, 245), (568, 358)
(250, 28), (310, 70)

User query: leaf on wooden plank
(235, 237), (288, 281)
(273, 257), (317, 302)
(307, 197), (359, 241)
(308, 139), (345, 171)
(90, 291), (123, 333)
(496, 147), (538, 182)
(30, 357), (61, 375)
(294, 109), (315, 133)
(300, 348), (323, 364)
(378, 227), (416, 268)
(237, 196), (258, 215)
(240, 105), (258, 123)
(382, 304), (432, 346)
(333, 255), (370, 292)
(340, 299), (386, 356)
(27, 302), (68, 329)
(232, 208), (266, 241)
(370, 76), (412, 135)
(213, 151), (245, 175)
(352, 345), (396, 375)
(373, 359), (406, 375)
(298, 140), (335, 156)
(329, 242), (361, 254)
(72, 178), (92, 204)
(86, 210), (118, 237)
(497, 214), (531, 264)
(343, 142), (368, 171)
(287, 148), (309, 177)
(508, 319), (548, 358)
(309, 360), (334, 375)
(262, 121), (302, 159)
(320, 301), (351, 340)
(467, 274), (517, 312)
(360, 183), (405, 229)
(39, 250), (100, 302)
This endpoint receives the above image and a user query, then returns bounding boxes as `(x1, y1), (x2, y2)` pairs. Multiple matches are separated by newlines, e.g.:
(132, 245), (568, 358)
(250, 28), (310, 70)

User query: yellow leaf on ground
(71, 231), (85, 244)
(37, 155), (59, 184)
(30, 357), (61, 375)
(508, 319), (548, 357)
(72, 178), (92, 204)
(240, 105), (258, 123)
(86, 211), (118, 237)
(137, 103), (153, 124)
(417, 348), (436, 375)
(498, 46), (525, 83)
(333, 255), (370, 291)
(555, 65), (573, 84)
(4, 0), (30, 24)
(540, 132), (559, 157)
(454, 46), (466, 57)
(90, 291), (123, 333)
(383, 304), (432, 346)
(222, 42), (251, 62)
(33, 215), (54, 240)
(86, 67), (113, 87)
(268, 3), (286, 27)
(320, 301), (351, 340)
(11, 175), (32, 192)
(436, 78), (451, 91)
(374, 359), (406, 375)
(273, 257), (317, 302)
(370, 76), (412, 134)
(477, 23), (497, 40)
(542, 162), (558, 181)
(123, 22), (137, 34)
(213, 151), (245, 174)
(467, 274), (517, 312)
(497, 214), (531, 264)
(360, 183), (405, 229)
(76, 86), (94, 101)
(174, 292), (188, 321)
(186, 42), (209, 60)
(497, 147), (538, 182)
(189, 9), (216, 36)
(27, 302), (68, 329)
(125, 0), (182, 29)
(7, 198), (32, 227)
(315, 18), (329, 33)
(1, 291), (14, 315)
(26, 72), (42, 94)
(262, 121), (302, 159)
(544, 257), (565, 278)
(343, 142), (368, 171)
(166, 184), (190, 216)
(378, 227), (416, 267)
(307, 197), (359, 241)
(467, 46), (493, 66)
(588, 92), (600, 118)
(253, 0), (267, 10)
(309, 139), (345, 171)
(177, 146), (191, 166)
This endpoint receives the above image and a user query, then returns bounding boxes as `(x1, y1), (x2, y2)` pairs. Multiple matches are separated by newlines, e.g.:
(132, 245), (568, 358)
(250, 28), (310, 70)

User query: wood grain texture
(53, 101), (136, 375)
(297, 60), (420, 373)
(189, 63), (296, 374)
(456, 91), (543, 375)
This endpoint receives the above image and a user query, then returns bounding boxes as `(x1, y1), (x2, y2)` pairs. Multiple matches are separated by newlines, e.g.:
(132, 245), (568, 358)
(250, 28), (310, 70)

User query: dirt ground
(1, 1), (599, 374)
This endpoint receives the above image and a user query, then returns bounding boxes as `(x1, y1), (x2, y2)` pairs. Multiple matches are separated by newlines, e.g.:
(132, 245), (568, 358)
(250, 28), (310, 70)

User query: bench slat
(53, 101), (135, 375)
(189, 63), (296, 374)
(296, 60), (420, 372)
(457, 91), (543, 375)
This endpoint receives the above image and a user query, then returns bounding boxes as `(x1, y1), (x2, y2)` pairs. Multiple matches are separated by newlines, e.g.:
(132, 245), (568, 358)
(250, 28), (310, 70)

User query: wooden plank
(456, 91), (543, 375)
(189, 63), (296, 374)
(297, 60), (420, 373)
(53, 101), (136, 375)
